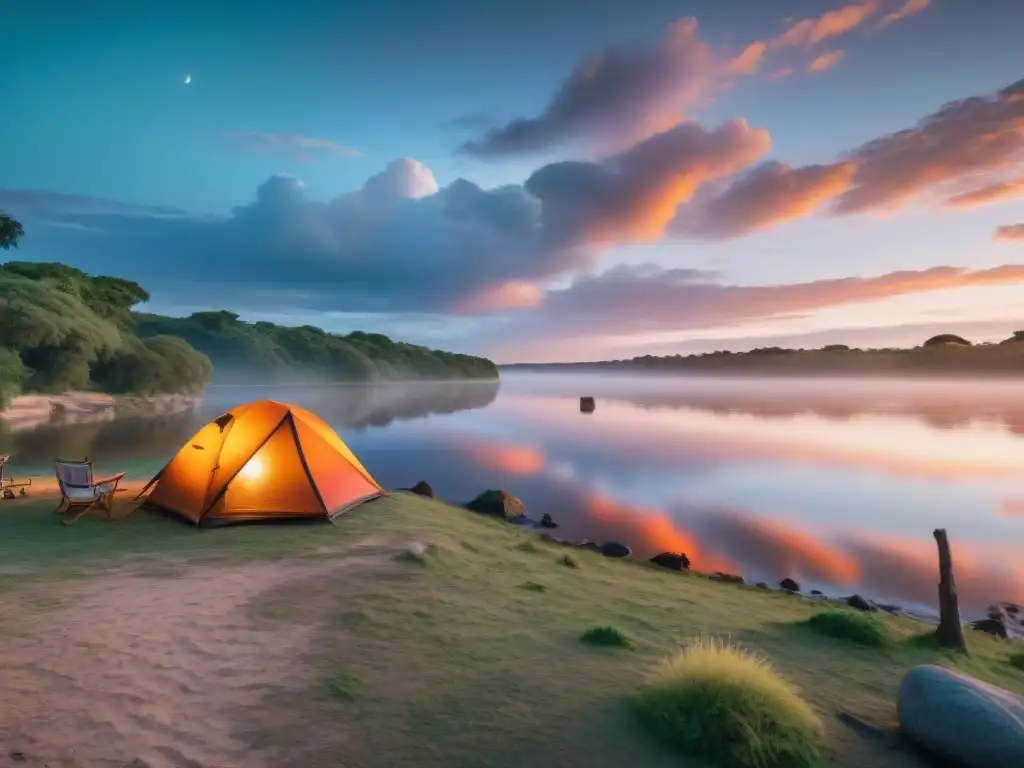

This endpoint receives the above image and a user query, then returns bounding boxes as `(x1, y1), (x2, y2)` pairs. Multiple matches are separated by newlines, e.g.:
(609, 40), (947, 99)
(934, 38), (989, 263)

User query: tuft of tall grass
(807, 609), (889, 647)
(559, 553), (579, 569)
(1009, 650), (1024, 671)
(580, 624), (632, 648)
(631, 636), (823, 768)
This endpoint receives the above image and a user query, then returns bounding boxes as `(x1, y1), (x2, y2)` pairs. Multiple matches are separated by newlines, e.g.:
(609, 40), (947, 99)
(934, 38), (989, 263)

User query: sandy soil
(0, 557), (370, 768)
(0, 393), (200, 433)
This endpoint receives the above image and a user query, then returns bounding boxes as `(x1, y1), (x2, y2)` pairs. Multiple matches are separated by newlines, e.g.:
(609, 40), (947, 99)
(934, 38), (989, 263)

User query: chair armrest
(93, 472), (127, 489)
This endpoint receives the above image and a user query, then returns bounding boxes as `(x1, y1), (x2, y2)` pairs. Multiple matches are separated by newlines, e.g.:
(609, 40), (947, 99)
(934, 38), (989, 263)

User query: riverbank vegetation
(507, 332), (1024, 376)
(0, 213), (497, 408)
(134, 310), (497, 384)
(2, 489), (1022, 767)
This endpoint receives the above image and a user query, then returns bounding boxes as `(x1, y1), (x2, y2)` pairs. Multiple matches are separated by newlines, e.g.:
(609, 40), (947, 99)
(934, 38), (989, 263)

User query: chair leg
(61, 504), (91, 526)
(53, 498), (69, 516)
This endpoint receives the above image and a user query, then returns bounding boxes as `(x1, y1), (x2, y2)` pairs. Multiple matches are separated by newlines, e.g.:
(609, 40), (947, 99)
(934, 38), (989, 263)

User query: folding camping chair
(54, 457), (126, 525)
(0, 453), (31, 499)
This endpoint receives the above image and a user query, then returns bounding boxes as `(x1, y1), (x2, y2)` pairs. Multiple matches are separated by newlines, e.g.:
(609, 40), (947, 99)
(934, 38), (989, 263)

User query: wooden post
(933, 528), (968, 653)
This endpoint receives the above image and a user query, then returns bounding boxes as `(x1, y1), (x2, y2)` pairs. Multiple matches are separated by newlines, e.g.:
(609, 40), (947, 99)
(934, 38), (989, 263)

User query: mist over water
(4, 372), (1023, 617)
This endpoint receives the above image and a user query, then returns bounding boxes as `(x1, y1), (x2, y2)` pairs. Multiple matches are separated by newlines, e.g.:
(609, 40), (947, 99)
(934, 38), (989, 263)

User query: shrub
(580, 625), (632, 648)
(1009, 650), (1024, 671)
(0, 346), (24, 409)
(631, 636), (823, 768)
(807, 609), (889, 647)
(559, 553), (579, 569)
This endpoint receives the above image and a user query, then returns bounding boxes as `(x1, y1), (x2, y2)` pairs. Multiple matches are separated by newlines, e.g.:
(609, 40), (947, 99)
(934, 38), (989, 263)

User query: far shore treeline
(0, 213), (497, 410)
(504, 332), (1024, 375)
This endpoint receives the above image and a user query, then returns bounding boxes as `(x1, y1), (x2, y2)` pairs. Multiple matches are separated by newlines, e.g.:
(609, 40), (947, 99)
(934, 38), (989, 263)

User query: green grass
(580, 624), (632, 649)
(806, 609), (891, 647)
(326, 671), (361, 701)
(1010, 650), (1024, 671)
(4, 489), (1024, 768)
(632, 636), (824, 768)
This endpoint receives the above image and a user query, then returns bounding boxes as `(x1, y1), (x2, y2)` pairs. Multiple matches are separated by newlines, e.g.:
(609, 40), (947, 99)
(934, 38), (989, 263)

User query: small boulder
(780, 578), (800, 592)
(847, 594), (878, 612)
(650, 552), (691, 571)
(897, 665), (1024, 768)
(810, 589), (823, 596)
(465, 489), (526, 519)
(408, 480), (434, 498)
(538, 513), (559, 529)
(575, 540), (602, 553)
(755, 582), (770, 589)
(600, 541), (631, 558)
(710, 572), (745, 585)
(986, 602), (1024, 640)
(971, 617), (1008, 639)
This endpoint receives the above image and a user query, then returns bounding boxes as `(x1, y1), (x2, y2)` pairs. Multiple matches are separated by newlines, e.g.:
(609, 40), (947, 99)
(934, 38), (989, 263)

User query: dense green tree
(0, 212), (24, 250)
(0, 248), (498, 404)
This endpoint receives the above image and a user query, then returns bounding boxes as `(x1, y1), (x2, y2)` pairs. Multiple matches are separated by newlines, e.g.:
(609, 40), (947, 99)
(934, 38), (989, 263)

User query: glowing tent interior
(138, 400), (384, 526)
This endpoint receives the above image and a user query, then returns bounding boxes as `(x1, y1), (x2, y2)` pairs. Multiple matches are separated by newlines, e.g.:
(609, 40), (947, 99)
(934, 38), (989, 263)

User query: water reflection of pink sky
(425, 391), (1024, 614)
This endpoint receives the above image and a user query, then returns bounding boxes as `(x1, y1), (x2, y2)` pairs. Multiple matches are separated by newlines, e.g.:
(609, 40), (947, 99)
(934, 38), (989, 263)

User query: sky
(1, 0), (1023, 363)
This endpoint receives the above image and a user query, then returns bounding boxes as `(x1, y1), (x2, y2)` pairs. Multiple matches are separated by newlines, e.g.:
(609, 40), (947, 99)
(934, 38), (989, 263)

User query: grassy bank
(2, 490), (1023, 767)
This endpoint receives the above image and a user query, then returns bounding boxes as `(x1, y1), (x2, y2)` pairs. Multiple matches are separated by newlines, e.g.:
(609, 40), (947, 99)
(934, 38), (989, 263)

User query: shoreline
(4, 478), (1022, 643)
(0, 391), (202, 433)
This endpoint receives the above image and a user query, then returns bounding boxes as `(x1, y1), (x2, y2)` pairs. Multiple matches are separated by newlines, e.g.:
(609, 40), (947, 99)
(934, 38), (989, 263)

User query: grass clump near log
(579, 625), (632, 649)
(631, 636), (824, 768)
(806, 609), (890, 648)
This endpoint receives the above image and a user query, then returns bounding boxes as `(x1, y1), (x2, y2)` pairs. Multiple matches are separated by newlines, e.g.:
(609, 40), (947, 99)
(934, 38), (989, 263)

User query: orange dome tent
(138, 400), (384, 526)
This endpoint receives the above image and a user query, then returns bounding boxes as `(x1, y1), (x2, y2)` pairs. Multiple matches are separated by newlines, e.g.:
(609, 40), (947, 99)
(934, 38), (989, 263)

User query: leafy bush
(807, 610), (889, 647)
(0, 346), (24, 409)
(580, 625), (632, 648)
(0, 273), (125, 392)
(631, 636), (823, 768)
(92, 335), (212, 395)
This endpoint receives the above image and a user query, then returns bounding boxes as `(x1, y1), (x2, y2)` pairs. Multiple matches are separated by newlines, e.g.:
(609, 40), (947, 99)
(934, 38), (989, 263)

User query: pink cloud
(768, 1), (881, 50)
(807, 49), (846, 74)
(995, 224), (1024, 241)
(833, 77), (1024, 214)
(877, 0), (931, 30)
(946, 178), (1024, 208)
(535, 263), (1024, 334)
(672, 161), (856, 238)
(524, 119), (770, 247)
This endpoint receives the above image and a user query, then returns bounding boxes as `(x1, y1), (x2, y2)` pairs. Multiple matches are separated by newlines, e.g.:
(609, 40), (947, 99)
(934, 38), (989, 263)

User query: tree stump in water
(934, 528), (968, 653)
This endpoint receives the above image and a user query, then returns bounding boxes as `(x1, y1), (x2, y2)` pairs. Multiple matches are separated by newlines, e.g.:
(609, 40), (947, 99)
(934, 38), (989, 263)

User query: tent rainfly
(138, 400), (384, 526)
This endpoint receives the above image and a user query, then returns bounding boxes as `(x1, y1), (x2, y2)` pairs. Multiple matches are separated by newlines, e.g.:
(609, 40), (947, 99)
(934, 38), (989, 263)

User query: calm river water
(3, 372), (1023, 616)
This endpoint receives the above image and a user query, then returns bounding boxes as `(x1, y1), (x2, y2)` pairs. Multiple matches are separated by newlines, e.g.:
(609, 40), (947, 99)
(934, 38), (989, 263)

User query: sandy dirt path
(1, 560), (343, 768)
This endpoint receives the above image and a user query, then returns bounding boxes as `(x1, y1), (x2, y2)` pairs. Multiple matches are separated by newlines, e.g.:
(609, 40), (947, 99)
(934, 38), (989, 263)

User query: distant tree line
(133, 310), (498, 384)
(0, 211), (498, 409)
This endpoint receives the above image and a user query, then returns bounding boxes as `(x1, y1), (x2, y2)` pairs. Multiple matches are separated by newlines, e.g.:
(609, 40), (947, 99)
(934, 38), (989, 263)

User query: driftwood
(933, 528), (968, 653)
